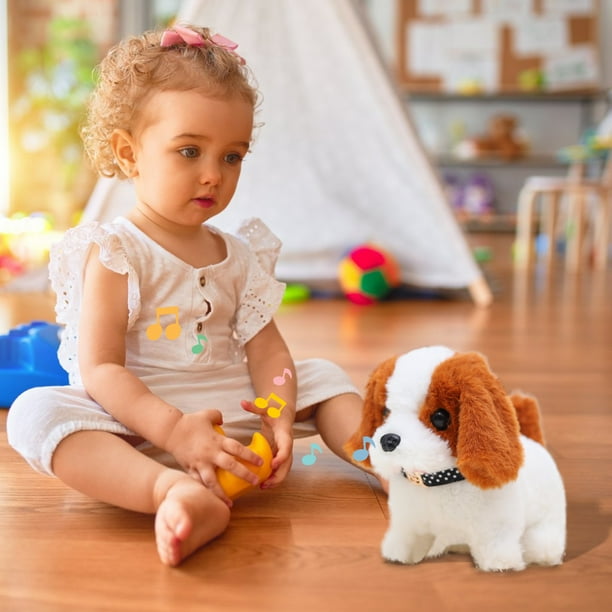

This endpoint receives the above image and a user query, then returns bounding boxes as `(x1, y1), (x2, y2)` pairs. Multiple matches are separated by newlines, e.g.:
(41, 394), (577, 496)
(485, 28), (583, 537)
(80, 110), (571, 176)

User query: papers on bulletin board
(407, 22), (445, 76)
(514, 18), (567, 55)
(447, 20), (498, 55)
(480, 0), (532, 23)
(440, 55), (499, 93)
(401, 0), (599, 92)
(544, 46), (600, 90)
(418, 0), (471, 17)
(542, 0), (594, 15)
(407, 19), (499, 90)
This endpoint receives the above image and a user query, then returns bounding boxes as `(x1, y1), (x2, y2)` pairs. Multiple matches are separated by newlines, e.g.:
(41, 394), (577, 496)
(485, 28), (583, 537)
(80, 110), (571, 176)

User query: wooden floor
(0, 235), (611, 611)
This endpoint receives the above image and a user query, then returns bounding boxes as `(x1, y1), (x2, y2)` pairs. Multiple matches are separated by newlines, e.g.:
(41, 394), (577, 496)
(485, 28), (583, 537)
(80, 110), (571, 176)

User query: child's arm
(242, 320), (297, 487)
(77, 247), (262, 503)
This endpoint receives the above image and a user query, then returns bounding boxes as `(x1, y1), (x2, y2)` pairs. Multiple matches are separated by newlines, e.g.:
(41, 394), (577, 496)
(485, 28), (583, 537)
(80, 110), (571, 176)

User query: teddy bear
(472, 114), (527, 160)
(455, 114), (528, 161)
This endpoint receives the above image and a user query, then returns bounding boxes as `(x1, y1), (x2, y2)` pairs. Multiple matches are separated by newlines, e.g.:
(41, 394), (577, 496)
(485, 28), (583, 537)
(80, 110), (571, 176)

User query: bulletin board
(395, 0), (601, 93)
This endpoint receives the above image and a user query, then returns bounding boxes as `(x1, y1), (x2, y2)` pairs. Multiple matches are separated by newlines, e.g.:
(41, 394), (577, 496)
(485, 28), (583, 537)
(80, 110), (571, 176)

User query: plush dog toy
(345, 346), (566, 572)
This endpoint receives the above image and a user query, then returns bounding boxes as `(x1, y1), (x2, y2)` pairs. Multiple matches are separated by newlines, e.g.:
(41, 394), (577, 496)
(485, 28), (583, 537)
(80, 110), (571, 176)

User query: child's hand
(240, 400), (294, 488)
(164, 409), (264, 505)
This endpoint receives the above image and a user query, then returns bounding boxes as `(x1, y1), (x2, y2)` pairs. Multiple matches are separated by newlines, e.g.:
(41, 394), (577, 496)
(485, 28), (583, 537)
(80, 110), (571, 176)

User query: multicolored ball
(338, 244), (400, 305)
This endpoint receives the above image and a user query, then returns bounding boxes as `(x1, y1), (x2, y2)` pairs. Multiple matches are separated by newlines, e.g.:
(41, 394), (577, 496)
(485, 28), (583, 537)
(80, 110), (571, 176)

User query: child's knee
(296, 358), (361, 401)
(7, 385), (133, 476)
(301, 358), (349, 381)
(6, 387), (54, 474)
(7, 387), (42, 450)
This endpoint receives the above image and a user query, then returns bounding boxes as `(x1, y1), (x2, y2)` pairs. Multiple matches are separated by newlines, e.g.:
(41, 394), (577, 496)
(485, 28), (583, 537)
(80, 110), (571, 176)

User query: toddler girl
(7, 25), (364, 567)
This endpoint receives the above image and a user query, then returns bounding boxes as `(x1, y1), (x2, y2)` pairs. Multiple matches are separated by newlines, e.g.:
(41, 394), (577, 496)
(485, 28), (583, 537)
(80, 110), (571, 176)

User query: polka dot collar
(401, 467), (466, 487)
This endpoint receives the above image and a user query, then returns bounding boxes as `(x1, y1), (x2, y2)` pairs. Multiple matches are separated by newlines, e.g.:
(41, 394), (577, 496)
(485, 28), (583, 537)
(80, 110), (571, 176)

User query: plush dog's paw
(381, 539), (412, 564)
(477, 559), (526, 572)
(472, 547), (526, 572)
(381, 531), (433, 565)
(522, 523), (565, 567)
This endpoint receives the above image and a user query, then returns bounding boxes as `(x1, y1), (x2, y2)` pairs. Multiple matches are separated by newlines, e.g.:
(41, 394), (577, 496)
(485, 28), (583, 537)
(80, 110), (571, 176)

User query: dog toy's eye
(430, 408), (451, 431)
(382, 406), (390, 418)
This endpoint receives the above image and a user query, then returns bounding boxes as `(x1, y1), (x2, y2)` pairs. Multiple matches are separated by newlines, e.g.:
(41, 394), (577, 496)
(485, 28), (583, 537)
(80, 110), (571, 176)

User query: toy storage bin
(0, 321), (68, 407)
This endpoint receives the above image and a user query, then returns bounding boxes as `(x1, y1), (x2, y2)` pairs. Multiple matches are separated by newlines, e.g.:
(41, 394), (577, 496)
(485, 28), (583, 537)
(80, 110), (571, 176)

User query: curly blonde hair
(81, 25), (259, 179)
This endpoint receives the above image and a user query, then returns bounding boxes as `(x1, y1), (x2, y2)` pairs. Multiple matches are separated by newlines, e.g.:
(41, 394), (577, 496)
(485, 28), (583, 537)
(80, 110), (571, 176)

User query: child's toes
(155, 498), (192, 566)
(154, 477), (230, 566)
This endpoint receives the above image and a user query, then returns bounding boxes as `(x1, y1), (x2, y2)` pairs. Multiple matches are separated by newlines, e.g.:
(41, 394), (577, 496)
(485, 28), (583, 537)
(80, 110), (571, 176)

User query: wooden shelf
(405, 90), (606, 103)
(458, 214), (516, 234)
(435, 154), (567, 168)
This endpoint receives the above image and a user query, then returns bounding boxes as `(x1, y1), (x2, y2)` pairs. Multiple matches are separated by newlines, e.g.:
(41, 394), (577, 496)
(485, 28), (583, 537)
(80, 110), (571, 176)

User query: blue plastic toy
(0, 321), (68, 408)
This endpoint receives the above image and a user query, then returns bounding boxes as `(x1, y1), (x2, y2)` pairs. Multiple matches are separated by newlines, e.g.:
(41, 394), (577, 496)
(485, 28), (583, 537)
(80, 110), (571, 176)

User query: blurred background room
(1, 5), (611, 609)
(1, 0), (611, 292)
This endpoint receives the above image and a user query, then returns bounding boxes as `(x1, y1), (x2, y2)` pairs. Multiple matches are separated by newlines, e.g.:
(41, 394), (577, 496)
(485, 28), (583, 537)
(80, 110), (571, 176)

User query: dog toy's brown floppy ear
(343, 355), (398, 468)
(510, 392), (545, 445)
(454, 353), (524, 489)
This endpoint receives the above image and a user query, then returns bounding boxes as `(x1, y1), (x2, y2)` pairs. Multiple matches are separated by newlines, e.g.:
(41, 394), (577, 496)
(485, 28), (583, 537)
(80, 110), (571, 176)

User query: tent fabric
(82, 0), (490, 302)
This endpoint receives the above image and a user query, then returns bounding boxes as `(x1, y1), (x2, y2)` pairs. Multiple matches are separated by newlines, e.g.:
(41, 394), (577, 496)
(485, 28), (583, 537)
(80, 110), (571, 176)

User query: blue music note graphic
(352, 436), (376, 462)
(302, 443), (323, 466)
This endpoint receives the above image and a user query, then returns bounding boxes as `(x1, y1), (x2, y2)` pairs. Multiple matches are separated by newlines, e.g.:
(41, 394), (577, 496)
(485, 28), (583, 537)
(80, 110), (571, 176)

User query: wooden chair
(514, 152), (611, 272)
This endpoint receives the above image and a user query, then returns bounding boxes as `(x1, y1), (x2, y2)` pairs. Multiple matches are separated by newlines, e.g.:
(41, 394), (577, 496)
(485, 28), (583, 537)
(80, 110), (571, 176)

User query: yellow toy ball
(214, 426), (273, 499)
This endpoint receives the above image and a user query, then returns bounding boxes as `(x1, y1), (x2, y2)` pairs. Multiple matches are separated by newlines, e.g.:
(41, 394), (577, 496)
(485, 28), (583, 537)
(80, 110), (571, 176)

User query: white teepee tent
(82, 0), (492, 306)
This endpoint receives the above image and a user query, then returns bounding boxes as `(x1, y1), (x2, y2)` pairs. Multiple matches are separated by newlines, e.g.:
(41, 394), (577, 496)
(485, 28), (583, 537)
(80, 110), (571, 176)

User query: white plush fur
(369, 346), (566, 572)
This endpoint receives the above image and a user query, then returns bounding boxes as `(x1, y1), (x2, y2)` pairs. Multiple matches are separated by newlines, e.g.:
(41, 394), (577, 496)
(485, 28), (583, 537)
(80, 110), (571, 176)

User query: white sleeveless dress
(7, 217), (359, 475)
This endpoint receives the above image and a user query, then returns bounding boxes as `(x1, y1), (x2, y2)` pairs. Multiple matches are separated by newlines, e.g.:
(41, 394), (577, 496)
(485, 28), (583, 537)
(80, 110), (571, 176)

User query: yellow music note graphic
(146, 306), (182, 341)
(253, 392), (287, 418)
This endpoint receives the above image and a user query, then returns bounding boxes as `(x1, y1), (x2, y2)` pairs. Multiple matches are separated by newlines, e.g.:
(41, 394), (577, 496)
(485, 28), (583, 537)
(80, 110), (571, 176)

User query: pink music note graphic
(253, 392), (287, 418)
(191, 333), (208, 354)
(352, 436), (376, 462)
(146, 306), (182, 341)
(273, 368), (293, 386)
(301, 443), (323, 466)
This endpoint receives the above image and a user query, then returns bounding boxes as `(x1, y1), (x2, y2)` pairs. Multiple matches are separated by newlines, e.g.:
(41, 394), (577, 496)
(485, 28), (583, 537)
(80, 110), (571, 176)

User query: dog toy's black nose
(380, 433), (401, 452)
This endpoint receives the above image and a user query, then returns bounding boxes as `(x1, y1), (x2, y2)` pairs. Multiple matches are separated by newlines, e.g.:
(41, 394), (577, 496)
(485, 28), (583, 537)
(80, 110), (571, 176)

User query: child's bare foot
(154, 475), (230, 566)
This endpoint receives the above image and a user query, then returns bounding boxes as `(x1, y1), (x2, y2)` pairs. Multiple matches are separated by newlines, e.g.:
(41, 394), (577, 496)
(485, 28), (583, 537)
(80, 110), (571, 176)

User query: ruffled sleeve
(233, 218), (286, 345)
(49, 221), (141, 382)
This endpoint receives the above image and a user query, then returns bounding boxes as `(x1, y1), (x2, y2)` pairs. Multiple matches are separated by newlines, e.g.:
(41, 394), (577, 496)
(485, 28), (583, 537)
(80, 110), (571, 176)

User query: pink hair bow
(160, 25), (205, 47)
(160, 25), (245, 64)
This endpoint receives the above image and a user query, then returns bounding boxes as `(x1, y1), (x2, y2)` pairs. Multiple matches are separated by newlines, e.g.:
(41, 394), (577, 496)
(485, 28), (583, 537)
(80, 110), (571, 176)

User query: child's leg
(51, 430), (230, 566)
(310, 392), (363, 462)
(306, 392), (388, 491)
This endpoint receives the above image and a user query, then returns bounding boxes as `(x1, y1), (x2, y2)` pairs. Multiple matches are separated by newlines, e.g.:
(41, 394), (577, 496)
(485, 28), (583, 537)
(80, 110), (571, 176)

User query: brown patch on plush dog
(422, 352), (524, 489)
(510, 393), (545, 445)
(344, 355), (398, 469)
